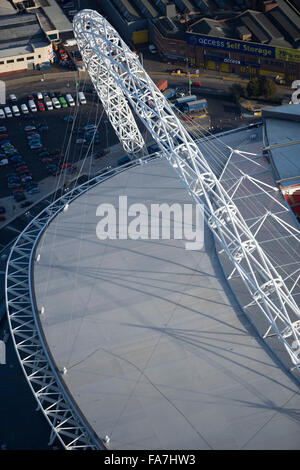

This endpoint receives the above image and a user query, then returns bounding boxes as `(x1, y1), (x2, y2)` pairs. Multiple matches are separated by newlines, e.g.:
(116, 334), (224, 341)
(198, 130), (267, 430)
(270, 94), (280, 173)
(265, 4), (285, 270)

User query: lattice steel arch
(5, 160), (156, 450)
(73, 10), (300, 373)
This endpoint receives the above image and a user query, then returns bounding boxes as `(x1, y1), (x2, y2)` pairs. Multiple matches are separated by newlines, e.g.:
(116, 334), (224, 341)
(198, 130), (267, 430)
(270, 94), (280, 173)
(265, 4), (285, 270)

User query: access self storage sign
(186, 32), (276, 59)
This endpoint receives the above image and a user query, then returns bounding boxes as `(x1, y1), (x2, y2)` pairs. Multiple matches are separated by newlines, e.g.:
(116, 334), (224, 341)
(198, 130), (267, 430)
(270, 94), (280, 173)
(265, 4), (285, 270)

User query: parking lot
(0, 87), (122, 220)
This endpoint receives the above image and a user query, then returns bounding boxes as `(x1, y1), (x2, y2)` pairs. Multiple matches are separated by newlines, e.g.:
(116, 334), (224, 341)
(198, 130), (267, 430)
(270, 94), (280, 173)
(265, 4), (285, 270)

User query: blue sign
(186, 32), (275, 59)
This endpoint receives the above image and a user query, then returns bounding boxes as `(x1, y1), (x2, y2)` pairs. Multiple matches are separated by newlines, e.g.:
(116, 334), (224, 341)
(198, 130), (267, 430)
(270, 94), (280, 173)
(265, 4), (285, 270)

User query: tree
(247, 77), (278, 100)
(247, 77), (261, 97)
(229, 84), (245, 102)
(260, 77), (277, 100)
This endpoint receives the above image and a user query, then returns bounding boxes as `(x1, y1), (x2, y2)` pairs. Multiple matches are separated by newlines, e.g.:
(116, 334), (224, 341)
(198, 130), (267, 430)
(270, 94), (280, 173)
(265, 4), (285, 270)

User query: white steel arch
(73, 10), (300, 373)
(79, 22), (146, 156)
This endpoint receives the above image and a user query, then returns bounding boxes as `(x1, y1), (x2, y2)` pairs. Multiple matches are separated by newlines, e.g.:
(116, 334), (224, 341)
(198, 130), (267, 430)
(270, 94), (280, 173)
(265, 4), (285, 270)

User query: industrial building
(12, 0), (73, 43)
(0, 0), (73, 75)
(0, 3), (53, 75)
(98, 0), (300, 84)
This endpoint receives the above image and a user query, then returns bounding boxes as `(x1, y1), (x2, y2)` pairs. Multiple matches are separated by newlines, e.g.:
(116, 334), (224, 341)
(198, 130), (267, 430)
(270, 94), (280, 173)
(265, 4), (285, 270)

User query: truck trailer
(174, 95), (197, 107)
(163, 88), (177, 100)
(183, 99), (208, 113)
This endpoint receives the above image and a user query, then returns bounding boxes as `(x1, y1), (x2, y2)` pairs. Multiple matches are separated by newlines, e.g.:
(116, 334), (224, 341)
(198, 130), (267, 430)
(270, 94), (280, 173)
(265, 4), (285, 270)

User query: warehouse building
(12, 0), (73, 43)
(0, 3), (53, 75)
(97, 0), (300, 84)
(153, 0), (300, 83)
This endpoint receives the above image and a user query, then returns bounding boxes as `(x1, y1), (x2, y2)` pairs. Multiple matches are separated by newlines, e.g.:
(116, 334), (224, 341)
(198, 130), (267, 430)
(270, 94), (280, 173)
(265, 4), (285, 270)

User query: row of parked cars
(73, 123), (100, 146)
(0, 91), (87, 118)
(1, 125), (40, 207)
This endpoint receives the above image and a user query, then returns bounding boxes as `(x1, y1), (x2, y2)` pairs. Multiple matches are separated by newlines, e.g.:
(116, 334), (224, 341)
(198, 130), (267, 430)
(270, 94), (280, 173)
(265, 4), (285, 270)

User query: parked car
(148, 44), (157, 54)
(21, 176), (32, 183)
(52, 97), (61, 109)
(14, 193), (26, 202)
(45, 100), (53, 111)
(12, 105), (20, 117)
(27, 133), (41, 140)
(9, 94), (17, 103)
(78, 92), (86, 105)
(0, 215), (6, 222)
(0, 158), (8, 166)
(21, 104), (29, 114)
(76, 138), (86, 144)
(20, 200), (33, 208)
(61, 162), (71, 169)
(38, 151), (50, 158)
(0, 134), (8, 140)
(0, 126), (7, 132)
(59, 97), (68, 108)
(28, 100), (37, 112)
(16, 165), (28, 172)
(4, 107), (12, 118)
(37, 101), (45, 111)
(30, 142), (42, 149)
(24, 125), (36, 131)
(0, 110), (5, 119)
(11, 156), (23, 163)
(83, 124), (97, 131)
(65, 94), (75, 106)
(27, 187), (40, 194)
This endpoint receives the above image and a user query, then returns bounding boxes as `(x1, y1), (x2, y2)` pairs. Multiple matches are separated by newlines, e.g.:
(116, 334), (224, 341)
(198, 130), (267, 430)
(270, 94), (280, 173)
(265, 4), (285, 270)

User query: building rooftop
(263, 104), (300, 188)
(188, 7), (298, 50)
(31, 0), (72, 33)
(0, 0), (16, 16)
(190, 17), (230, 36)
(0, 12), (48, 56)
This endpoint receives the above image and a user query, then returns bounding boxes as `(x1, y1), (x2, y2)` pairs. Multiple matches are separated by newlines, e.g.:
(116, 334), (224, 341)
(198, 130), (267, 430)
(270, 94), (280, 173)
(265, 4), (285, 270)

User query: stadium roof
(33, 128), (300, 449)
(263, 104), (300, 188)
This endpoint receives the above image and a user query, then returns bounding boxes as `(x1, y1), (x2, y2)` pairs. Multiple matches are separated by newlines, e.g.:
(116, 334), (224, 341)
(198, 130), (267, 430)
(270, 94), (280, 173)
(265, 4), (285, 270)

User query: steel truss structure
(73, 10), (300, 372)
(5, 159), (156, 450)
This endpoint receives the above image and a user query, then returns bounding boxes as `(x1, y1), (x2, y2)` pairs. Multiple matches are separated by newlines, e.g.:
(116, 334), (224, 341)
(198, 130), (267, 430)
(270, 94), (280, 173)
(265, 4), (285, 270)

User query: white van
(65, 93), (75, 106)
(4, 106), (12, 118)
(78, 91), (86, 105)
(0, 109), (5, 119)
(28, 100), (37, 112)
(12, 105), (20, 117)
(21, 103), (29, 114)
(45, 99), (53, 110)
(52, 97), (61, 109)
(9, 94), (17, 103)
